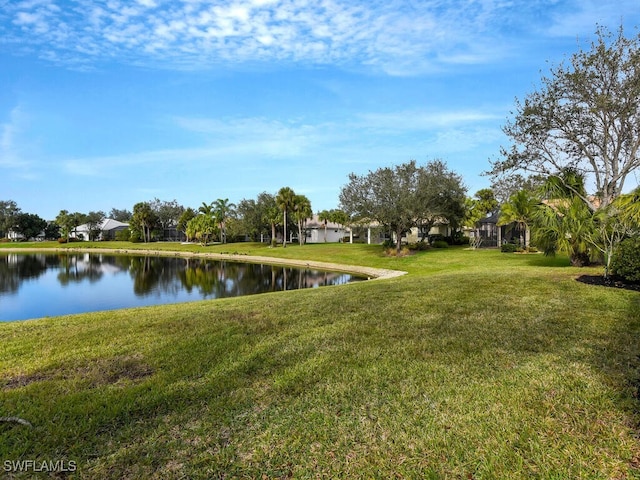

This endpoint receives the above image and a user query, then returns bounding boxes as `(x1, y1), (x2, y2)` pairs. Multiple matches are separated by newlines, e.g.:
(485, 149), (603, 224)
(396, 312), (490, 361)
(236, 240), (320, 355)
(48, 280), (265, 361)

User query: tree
(43, 221), (60, 240)
(498, 190), (538, 247)
(265, 204), (282, 247)
(85, 211), (106, 241)
(615, 187), (640, 229)
(55, 210), (73, 240)
(533, 171), (596, 266)
(292, 194), (312, 245)
(132, 202), (157, 243)
(339, 160), (465, 254)
(150, 198), (184, 234)
(0, 200), (21, 238)
(491, 174), (546, 205)
(318, 210), (331, 242)
(12, 213), (47, 240)
(463, 189), (498, 247)
(489, 25), (640, 211)
(415, 159), (467, 238)
(236, 193), (278, 242)
(177, 208), (197, 241)
(198, 202), (215, 216)
(213, 198), (236, 244)
(186, 214), (217, 246)
(276, 187), (296, 248)
(330, 209), (350, 242)
(109, 208), (132, 222)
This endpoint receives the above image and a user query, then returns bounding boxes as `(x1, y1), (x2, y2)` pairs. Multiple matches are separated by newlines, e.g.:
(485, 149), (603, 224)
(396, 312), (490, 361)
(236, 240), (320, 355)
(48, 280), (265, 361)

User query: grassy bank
(1, 243), (639, 478)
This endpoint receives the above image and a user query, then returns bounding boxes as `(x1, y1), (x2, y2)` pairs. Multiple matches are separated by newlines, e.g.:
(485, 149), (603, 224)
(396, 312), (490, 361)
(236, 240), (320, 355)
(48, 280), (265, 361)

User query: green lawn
(1, 243), (639, 478)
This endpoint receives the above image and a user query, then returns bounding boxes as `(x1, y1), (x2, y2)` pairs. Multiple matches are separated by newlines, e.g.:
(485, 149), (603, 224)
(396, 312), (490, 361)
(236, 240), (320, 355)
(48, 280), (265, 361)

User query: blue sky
(1, 0), (640, 220)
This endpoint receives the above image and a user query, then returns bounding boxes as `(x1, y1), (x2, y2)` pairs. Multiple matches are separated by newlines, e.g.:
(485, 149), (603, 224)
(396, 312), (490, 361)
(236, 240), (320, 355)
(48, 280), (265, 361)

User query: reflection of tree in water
(57, 253), (107, 285)
(128, 256), (181, 297)
(1, 252), (364, 301)
(0, 254), (53, 294)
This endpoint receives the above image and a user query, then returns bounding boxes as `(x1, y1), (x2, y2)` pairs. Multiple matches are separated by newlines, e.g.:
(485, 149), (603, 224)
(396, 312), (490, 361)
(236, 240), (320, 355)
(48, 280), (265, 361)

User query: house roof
(305, 214), (349, 229)
(77, 218), (129, 231)
(100, 218), (128, 230)
(478, 211), (500, 224)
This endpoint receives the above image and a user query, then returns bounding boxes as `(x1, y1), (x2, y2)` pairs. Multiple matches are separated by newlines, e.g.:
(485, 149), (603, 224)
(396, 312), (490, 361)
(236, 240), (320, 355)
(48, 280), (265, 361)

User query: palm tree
(213, 198), (236, 244)
(615, 187), (640, 229)
(330, 209), (349, 243)
(498, 190), (537, 247)
(198, 202), (214, 217)
(276, 187), (296, 248)
(533, 171), (596, 266)
(318, 209), (331, 242)
(292, 194), (312, 245)
(263, 204), (281, 247)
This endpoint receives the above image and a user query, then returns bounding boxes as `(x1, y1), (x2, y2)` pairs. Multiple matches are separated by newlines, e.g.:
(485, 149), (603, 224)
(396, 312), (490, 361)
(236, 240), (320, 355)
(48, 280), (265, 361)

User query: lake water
(0, 252), (366, 321)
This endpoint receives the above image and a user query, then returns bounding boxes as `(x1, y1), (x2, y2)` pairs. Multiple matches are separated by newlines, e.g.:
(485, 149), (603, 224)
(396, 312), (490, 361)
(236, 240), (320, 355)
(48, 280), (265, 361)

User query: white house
(72, 218), (129, 241)
(304, 215), (352, 243)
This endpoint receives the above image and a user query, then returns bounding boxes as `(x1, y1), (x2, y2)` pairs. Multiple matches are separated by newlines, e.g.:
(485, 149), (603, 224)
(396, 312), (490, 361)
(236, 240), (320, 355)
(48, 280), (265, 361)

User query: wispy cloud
(0, 0), (570, 74)
(0, 106), (33, 171)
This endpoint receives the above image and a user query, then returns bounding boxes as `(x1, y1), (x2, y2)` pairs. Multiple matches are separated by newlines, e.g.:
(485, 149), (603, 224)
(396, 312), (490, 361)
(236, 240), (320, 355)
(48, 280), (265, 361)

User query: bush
(115, 228), (130, 241)
(57, 237), (67, 244)
(408, 241), (430, 251)
(612, 236), (640, 282)
(432, 240), (449, 249)
(382, 239), (396, 249)
(452, 235), (470, 246)
(501, 243), (518, 253)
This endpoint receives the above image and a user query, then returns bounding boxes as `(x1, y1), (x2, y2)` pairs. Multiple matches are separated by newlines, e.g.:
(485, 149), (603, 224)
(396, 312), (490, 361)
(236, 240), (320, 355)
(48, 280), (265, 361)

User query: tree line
(1, 24), (639, 279)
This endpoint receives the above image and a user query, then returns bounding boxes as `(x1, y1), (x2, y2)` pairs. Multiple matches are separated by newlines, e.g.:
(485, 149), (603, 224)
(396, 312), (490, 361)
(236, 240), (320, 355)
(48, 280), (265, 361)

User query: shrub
(385, 246), (411, 257)
(115, 228), (130, 241)
(382, 239), (396, 249)
(527, 246), (538, 253)
(432, 240), (449, 249)
(453, 235), (470, 246)
(612, 236), (640, 282)
(501, 243), (518, 253)
(408, 241), (430, 251)
(57, 237), (68, 244)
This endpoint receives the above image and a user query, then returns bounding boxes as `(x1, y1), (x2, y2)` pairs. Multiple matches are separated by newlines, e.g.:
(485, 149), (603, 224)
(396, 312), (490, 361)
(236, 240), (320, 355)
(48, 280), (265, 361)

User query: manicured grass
(1, 243), (639, 478)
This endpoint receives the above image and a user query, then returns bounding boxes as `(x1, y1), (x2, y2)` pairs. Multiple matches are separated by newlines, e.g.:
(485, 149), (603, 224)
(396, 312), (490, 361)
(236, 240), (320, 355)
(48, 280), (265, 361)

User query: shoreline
(0, 247), (408, 280)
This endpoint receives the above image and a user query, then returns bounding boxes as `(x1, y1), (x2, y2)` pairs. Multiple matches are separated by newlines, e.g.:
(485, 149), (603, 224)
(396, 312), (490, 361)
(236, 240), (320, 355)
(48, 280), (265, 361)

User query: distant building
(71, 218), (129, 241)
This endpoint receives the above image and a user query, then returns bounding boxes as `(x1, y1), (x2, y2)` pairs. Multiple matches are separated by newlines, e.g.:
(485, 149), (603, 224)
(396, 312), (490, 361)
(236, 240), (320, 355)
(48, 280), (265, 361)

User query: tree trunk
(283, 210), (287, 248)
(396, 226), (403, 254)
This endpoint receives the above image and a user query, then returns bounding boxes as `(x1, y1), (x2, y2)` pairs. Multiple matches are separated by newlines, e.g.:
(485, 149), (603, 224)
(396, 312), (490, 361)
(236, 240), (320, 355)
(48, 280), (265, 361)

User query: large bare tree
(488, 25), (640, 210)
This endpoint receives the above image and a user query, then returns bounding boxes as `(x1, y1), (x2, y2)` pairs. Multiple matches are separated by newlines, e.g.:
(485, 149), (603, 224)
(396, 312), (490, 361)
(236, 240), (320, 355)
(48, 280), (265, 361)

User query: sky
(1, 0), (640, 220)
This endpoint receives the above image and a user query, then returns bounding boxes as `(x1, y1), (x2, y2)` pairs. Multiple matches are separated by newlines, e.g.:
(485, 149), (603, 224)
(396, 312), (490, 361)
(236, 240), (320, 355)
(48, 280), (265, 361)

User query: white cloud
(1, 0), (542, 74)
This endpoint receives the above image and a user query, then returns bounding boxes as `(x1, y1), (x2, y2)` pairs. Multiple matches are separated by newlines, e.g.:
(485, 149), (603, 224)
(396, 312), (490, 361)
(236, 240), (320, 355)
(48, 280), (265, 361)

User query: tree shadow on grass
(525, 253), (571, 268)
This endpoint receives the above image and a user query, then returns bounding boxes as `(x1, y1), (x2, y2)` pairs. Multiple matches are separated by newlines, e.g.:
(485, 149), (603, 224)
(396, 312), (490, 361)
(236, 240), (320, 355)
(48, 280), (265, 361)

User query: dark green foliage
(408, 241), (430, 251)
(501, 243), (518, 253)
(432, 240), (449, 248)
(115, 228), (131, 241)
(382, 239), (396, 249)
(611, 236), (640, 282)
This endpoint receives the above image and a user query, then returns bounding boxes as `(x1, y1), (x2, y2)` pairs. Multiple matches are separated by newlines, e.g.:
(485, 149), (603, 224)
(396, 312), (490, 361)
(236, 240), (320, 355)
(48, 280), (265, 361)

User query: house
(72, 218), (129, 241)
(8, 229), (45, 241)
(304, 215), (352, 243)
(471, 211), (529, 248)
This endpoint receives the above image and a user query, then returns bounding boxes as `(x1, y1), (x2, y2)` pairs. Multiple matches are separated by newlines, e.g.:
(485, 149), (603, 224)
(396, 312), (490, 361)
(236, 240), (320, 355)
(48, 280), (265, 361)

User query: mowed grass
(1, 243), (640, 478)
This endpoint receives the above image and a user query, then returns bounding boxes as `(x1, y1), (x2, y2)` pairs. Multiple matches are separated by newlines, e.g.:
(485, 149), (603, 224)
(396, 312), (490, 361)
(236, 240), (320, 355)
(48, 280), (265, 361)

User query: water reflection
(0, 252), (365, 321)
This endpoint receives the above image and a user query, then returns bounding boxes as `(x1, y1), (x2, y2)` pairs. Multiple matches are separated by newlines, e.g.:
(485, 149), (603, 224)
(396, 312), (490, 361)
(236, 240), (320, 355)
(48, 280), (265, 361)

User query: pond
(0, 252), (367, 321)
